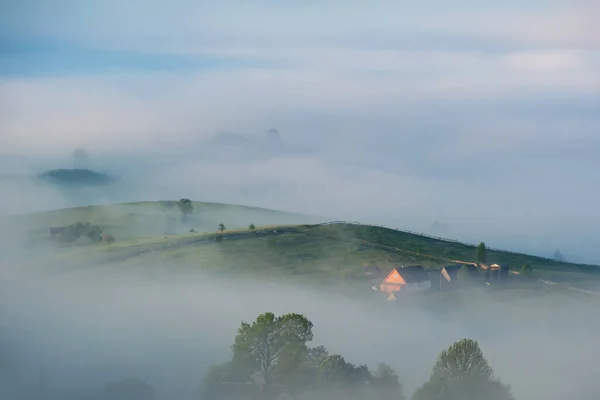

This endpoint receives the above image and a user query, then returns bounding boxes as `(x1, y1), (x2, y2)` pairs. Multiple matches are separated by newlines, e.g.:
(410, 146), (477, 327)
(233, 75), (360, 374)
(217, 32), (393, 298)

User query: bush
(520, 263), (533, 278)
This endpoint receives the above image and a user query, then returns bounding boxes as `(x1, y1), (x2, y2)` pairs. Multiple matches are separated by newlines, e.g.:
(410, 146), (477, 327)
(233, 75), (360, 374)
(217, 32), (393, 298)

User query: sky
(1, 0), (600, 262)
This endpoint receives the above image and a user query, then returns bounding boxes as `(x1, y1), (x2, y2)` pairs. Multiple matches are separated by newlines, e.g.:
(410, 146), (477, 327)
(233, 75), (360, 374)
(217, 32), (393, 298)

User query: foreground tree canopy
(412, 339), (514, 400)
(202, 314), (515, 400)
(202, 312), (404, 400)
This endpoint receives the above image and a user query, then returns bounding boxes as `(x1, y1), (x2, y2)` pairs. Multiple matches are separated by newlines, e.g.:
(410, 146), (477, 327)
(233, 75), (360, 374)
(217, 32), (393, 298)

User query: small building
(438, 264), (463, 290)
(380, 265), (431, 294)
(487, 264), (510, 284)
(463, 264), (480, 279)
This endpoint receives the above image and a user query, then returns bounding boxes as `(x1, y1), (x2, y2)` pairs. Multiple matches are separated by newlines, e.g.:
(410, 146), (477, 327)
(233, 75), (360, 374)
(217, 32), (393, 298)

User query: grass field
(9, 201), (600, 296)
(8, 200), (318, 244)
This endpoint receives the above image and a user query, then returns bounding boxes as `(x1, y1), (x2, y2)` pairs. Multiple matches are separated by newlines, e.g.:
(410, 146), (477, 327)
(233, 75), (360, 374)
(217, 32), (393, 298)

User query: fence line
(314, 220), (528, 257)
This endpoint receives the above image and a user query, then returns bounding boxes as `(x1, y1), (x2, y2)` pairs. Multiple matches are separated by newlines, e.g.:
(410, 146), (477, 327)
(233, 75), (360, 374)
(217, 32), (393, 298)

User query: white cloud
(2, 44), (598, 154)
(502, 51), (585, 72)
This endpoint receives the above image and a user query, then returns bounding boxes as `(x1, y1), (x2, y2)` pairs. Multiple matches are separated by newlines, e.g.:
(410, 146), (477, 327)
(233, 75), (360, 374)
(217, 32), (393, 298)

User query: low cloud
(1, 260), (600, 400)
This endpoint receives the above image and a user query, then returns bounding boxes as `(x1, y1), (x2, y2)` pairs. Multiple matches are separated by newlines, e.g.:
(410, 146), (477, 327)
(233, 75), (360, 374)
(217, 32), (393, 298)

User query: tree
(218, 223), (226, 232)
(101, 377), (156, 400)
(249, 224), (256, 232)
(412, 339), (514, 400)
(371, 363), (405, 400)
(177, 198), (193, 222)
(205, 313), (403, 399)
(72, 148), (90, 169)
(231, 312), (314, 385)
(476, 242), (487, 266)
(553, 248), (565, 262)
(274, 344), (330, 391)
(317, 354), (370, 386)
(520, 263), (533, 278)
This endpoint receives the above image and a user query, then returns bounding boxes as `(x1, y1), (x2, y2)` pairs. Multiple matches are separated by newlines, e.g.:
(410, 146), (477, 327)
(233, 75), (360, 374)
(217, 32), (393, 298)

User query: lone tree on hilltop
(177, 198), (193, 222)
(412, 338), (514, 400)
(249, 224), (256, 232)
(218, 223), (226, 232)
(72, 148), (90, 169)
(553, 248), (565, 262)
(476, 242), (487, 266)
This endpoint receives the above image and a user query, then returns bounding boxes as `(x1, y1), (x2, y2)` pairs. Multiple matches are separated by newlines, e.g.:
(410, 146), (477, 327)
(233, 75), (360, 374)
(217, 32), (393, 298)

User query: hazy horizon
(2, 3), (600, 396)
(2, 0), (599, 264)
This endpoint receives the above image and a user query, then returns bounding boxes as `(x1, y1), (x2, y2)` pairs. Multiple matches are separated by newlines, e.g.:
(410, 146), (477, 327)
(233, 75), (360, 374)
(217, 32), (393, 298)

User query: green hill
(11, 201), (319, 244)
(9, 201), (600, 295)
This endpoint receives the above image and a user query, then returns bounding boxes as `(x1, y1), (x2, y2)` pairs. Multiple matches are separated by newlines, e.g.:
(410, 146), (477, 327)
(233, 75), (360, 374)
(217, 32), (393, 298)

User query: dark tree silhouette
(476, 242), (487, 266)
(412, 339), (514, 400)
(177, 198), (193, 222)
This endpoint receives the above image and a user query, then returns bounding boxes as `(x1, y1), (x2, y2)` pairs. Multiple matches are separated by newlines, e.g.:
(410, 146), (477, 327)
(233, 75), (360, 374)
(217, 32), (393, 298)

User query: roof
(441, 264), (462, 280)
(392, 265), (430, 283)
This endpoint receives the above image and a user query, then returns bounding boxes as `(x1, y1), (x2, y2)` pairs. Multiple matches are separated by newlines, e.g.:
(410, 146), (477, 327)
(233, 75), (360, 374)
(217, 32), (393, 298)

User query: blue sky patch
(0, 38), (267, 77)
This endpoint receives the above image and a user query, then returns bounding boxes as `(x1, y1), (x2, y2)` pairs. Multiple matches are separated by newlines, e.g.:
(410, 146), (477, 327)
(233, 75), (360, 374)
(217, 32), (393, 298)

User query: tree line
(200, 312), (515, 400)
(1, 312), (515, 400)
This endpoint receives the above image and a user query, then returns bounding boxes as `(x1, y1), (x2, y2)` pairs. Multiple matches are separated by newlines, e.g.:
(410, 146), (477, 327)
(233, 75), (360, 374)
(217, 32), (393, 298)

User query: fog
(2, 1), (600, 398)
(0, 187), (599, 400)
(2, 248), (600, 400)
(2, 145), (600, 264)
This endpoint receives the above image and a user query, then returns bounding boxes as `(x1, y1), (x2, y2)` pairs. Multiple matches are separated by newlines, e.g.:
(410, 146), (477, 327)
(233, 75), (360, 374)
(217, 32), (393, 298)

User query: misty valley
(2, 199), (600, 400)
(3, 1), (599, 397)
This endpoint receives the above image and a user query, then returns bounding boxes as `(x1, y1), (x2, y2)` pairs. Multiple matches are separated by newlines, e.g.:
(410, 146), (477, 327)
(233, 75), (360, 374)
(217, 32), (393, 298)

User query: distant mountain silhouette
(266, 128), (281, 141)
(265, 128), (284, 152)
(38, 169), (114, 187)
(430, 220), (449, 232)
(553, 248), (566, 262)
(72, 148), (91, 169)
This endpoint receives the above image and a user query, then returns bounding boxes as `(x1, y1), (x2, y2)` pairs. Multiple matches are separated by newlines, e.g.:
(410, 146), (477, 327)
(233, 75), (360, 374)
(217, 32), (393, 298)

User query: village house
(437, 264), (462, 290)
(487, 264), (510, 284)
(379, 265), (431, 296)
(436, 264), (481, 290)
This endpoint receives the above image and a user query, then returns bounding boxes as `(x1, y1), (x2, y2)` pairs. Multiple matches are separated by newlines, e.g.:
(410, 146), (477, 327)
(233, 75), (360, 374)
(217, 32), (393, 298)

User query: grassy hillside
(41, 215), (600, 293)
(10, 201), (319, 244)
(8, 201), (600, 295)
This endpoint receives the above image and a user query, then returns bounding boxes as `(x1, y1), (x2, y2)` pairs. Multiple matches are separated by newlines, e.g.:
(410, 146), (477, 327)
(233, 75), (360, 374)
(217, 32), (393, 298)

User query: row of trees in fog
(200, 312), (515, 400)
(1, 312), (515, 400)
